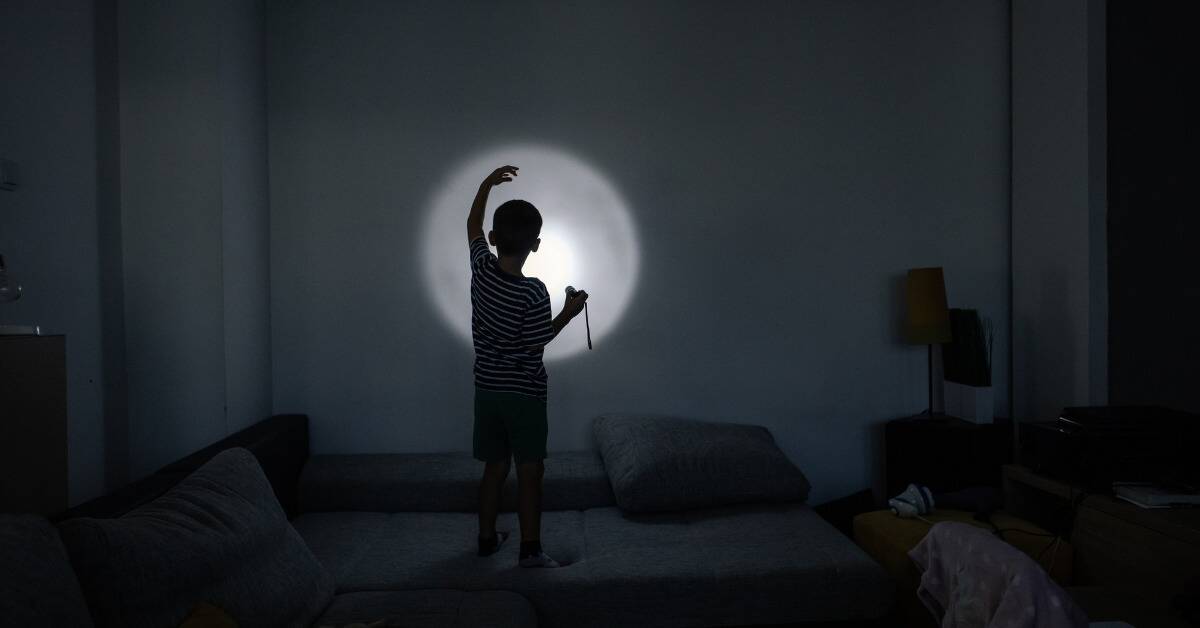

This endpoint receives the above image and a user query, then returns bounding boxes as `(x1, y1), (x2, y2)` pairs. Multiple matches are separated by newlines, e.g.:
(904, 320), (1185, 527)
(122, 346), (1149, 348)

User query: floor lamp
(905, 267), (952, 416)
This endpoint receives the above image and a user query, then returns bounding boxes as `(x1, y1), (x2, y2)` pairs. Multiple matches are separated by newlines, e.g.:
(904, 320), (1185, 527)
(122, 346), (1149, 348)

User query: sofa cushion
(56, 414), (310, 522)
(58, 448), (335, 628)
(593, 414), (811, 512)
(292, 510), (587, 590)
(316, 590), (536, 628)
(0, 514), (94, 628)
(157, 414), (310, 517)
(299, 451), (613, 513)
(51, 470), (188, 522)
(294, 504), (892, 628)
(573, 504), (893, 627)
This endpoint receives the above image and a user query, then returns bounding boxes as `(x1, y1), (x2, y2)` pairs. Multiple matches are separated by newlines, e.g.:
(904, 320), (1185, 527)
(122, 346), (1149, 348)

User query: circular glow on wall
(421, 144), (639, 360)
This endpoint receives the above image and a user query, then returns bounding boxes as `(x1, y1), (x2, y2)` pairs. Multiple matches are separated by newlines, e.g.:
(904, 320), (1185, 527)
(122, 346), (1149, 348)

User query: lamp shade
(905, 267), (951, 345)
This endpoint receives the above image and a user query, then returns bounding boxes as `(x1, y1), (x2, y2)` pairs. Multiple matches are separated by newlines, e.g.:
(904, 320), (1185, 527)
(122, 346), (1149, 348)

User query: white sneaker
(889, 483), (935, 518)
(519, 551), (561, 568)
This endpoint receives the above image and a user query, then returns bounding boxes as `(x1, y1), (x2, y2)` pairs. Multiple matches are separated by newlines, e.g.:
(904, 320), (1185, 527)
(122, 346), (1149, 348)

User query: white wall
(1011, 0), (1107, 423)
(119, 0), (271, 478)
(219, 0), (274, 434)
(0, 0), (108, 504)
(268, 0), (1012, 503)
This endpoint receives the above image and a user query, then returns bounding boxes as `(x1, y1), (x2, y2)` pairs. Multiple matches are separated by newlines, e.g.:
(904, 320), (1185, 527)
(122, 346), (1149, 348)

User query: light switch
(0, 159), (18, 191)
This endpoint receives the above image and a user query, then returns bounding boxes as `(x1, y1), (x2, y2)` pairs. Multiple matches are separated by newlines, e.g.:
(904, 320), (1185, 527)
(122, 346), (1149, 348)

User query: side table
(885, 414), (1013, 498)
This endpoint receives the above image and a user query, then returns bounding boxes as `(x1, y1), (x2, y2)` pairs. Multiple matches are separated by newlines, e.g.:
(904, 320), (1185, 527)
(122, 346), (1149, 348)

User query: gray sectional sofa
(3, 414), (894, 627)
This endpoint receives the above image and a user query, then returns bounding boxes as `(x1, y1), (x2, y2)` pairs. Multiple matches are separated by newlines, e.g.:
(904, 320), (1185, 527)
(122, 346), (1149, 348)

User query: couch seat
(316, 589), (536, 628)
(299, 452), (614, 513)
(294, 504), (892, 628)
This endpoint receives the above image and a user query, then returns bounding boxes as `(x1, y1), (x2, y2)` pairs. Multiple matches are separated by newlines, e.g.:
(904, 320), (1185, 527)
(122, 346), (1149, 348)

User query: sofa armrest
(55, 414), (310, 521)
(50, 472), (186, 522)
(158, 414), (309, 517)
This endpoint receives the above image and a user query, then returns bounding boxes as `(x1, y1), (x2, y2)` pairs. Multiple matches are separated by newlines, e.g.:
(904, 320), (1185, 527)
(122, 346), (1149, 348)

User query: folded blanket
(909, 522), (1087, 628)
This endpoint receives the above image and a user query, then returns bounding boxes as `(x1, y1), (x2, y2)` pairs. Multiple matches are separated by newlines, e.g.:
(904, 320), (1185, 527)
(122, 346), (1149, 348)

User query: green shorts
(473, 388), (548, 464)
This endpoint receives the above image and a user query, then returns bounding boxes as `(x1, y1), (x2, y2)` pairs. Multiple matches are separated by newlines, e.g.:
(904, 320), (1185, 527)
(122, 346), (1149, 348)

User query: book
(1113, 482), (1200, 509)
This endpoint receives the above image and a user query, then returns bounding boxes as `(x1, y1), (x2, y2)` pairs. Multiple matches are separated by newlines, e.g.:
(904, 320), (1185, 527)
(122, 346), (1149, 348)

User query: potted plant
(942, 308), (994, 423)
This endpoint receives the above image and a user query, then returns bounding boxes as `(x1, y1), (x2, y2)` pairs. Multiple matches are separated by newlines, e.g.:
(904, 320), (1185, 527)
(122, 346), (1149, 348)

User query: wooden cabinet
(0, 334), (68, 514)
(1004, 464), (1200, 593)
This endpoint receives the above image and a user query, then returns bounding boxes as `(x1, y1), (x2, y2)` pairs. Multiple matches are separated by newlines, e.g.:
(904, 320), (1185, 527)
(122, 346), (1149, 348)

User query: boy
(467, 164), (588, 568)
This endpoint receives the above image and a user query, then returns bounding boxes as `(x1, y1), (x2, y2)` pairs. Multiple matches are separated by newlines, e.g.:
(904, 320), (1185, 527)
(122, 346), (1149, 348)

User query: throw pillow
(593, 414), (811, 513)
(59, 448), (334, 628)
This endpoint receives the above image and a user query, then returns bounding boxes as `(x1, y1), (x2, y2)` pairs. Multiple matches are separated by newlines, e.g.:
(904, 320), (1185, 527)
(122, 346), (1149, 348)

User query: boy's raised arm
(467, 165), (518, 243)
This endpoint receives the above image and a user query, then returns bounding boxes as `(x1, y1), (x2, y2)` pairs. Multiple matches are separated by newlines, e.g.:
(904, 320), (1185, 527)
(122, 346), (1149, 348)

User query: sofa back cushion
(56, 414), (309, 521)
(0, 514), (94, 627)
(299, 451), (615, 513)
(593, 414), (811, 513)
(58, 448), (334, 628)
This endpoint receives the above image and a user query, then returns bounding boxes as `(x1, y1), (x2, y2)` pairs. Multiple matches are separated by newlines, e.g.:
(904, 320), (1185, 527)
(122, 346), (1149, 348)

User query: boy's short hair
(492, 199), (542, 256)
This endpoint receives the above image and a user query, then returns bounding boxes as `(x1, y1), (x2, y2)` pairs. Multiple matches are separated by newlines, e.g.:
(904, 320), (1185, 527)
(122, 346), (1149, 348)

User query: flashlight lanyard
(584, 302), (592, 350)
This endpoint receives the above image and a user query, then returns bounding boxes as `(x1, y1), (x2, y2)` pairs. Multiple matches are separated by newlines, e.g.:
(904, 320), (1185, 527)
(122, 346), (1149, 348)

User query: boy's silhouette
(466, 165), (588, 567)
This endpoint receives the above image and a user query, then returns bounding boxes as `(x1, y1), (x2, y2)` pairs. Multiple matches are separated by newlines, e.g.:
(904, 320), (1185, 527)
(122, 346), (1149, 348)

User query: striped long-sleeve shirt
(469, 237), (554, 400)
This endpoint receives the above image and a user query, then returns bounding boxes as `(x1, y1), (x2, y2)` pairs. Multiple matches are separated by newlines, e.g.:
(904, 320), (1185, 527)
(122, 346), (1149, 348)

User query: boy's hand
(468, 165), (517, 242)
(562, 290), (588, 319)
(482, 165), (518, 188)
(550, 290), (588, 337)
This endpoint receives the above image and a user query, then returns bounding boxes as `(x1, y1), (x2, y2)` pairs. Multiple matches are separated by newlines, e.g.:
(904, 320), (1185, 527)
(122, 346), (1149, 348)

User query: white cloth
(909, 522), (1088, 628)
